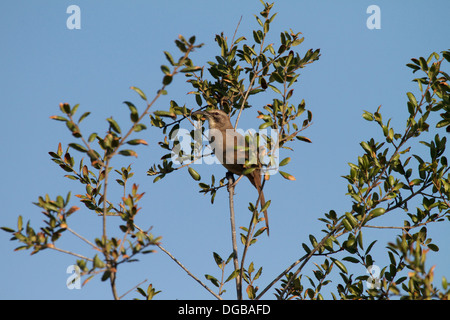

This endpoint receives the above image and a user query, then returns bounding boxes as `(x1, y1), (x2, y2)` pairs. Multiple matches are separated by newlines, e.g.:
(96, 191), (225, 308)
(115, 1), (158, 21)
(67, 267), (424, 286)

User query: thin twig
(97, 43), (199, 301)
(232, 173), (245, 188)
(234, 74), (258, 130)
(49, 246), (93, 261)
(233, 14), (270, 130)
(230, 16), (243, 47)
(227, 172), (242, 300)
(239, 178), (265, 291)
(102, 158), (111, 243)
(156, 243), (223, 300)
(119, 279), (148, 300)
(101, 158), (116, 301)
(256, 222), (342, 300)
(67, 227), (98, 249)
(109, 267), (119, 300)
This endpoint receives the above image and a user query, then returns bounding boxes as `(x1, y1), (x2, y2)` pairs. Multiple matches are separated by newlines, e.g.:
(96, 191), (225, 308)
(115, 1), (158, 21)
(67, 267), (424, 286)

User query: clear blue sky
(1, 0), (449, 300)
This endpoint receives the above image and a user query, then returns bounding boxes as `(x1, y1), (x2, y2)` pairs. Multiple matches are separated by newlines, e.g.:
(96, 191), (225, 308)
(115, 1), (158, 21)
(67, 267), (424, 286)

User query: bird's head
(192, 109), (233, 130)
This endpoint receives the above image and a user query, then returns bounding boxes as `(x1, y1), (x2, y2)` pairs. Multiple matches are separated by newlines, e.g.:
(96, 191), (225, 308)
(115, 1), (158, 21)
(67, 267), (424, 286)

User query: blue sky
(1, 0), (449, 300)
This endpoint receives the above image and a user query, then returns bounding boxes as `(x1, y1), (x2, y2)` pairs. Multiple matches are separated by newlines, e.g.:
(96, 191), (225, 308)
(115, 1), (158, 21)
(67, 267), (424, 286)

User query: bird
(192, 109), (270, 235)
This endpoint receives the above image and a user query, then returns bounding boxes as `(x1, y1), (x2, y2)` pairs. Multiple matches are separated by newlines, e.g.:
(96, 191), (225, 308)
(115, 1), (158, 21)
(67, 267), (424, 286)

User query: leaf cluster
(273, 50), (450, 300)
(2, 34), (203, 299)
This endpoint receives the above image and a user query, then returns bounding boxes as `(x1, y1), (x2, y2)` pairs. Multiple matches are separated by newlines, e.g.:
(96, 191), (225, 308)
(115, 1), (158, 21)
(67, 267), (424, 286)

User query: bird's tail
(249, 170), (269, 236)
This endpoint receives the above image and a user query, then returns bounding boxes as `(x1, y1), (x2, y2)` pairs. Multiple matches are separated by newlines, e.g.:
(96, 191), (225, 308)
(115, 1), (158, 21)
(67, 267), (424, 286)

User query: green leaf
(164, 51), (175, 66)
(124, 101), (139, 123)
(279, 157), (291, 166)
(154, 110), (176, 118)
(302, 243), (311, 254)
(195, 93), (202, 106)
(188, 167), (201, 181)
(292, 37), (304, 46)
(225, 269), (239, 283)
(357, 231), (363, 249)
(441, 277), (449, 294)
(427, 243), (439, 252)
(345, 212), (358, 228)
(278, 44), (286, 54)
(61, 103), (71, 114)
(442, 50), (450, 63)
(279, 171), (296, 181)
(180, 66), (202, 73)
(255, 14), (263, 27)
(270, 72), (284, 83)
(136, 287), (147, 298)
(263, 20), (270, 33)
(204, 274), (219, 287)
(101, 270), (111, 281)
(88, 133), (97, 143)
(253, 30), (262, 44)
(268, 84), (281, 94)
(419, 57), (428, 71)
(50, 115), (68, 122)
(362, 111), (374, 121)
(436, 119), (450, 128)
(260, 200), (271, 213)
(360, 141), (372, 154)
(309, 234), (318, 248)
(119, 150), (138, 157)
(107, 118), (121, 134)
(78, 112), (90, 124)
(406, 92), (418, 107)
(343, 218), (353, 231)
(331, 258), (347, 274)
(342, 256), (360, 264)
(212, 252), (223, 267)
(365, 240), (377, 255)
(246, 285), (256, 300)
(133, 123), (147, 132)
(1, 226), (15, 233)
(71, 104), (80, 115)
(225, 251), (236, 264)
(259, 121), (273, 129)
(17, 215), (23, 231)
(93, 254), (105, 268)
(69, 143), (88, 153)
(243, 167), (257, 175)
(160, 65), (171, 75)
(296, 136), (312, 143)
(87, 149), (100, 162)
(253, 227), (266, 237)
(163, 75), (173, 85)
(369, 207), (386, 218)
(126, 139), (148, 146)
(130, 86), (147, 101)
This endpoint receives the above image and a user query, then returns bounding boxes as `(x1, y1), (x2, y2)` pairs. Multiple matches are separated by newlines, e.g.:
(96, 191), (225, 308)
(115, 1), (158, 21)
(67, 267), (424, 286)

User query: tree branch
(227, 172), (242, 300)
(156, 243), (223, 300)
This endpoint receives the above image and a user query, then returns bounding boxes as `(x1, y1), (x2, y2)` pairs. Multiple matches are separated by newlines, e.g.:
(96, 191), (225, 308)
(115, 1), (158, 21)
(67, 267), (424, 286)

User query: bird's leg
(226, 171), (235, 192)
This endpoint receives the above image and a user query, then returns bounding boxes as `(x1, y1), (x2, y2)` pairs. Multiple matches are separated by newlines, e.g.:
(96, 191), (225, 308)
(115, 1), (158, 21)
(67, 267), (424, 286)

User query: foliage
(146, 0), (318, 299)
(1, 34), (202, 299)
(2, 1), (450, 300)
(271, 48), (450, 300)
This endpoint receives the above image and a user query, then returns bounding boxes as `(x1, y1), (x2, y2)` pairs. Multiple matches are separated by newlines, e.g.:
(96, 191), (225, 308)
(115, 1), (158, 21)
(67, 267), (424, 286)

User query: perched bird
(192, 109), (270, 235)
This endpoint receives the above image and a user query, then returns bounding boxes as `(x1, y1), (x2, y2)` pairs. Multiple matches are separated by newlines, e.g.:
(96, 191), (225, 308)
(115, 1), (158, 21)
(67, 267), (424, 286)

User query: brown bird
(192, 109), (270, 235)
